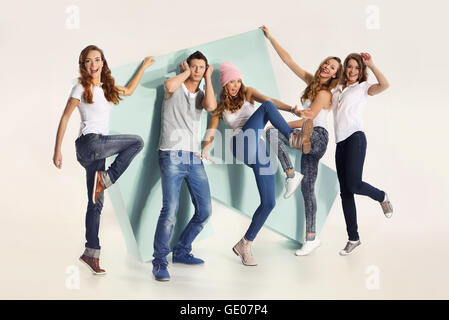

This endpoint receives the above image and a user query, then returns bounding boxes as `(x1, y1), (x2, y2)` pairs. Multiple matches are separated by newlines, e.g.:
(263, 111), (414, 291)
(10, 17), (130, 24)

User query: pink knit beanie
(219, 61), (242, 87)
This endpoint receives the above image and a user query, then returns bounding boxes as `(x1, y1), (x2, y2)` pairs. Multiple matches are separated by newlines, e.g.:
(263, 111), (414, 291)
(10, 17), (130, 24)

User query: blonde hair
(301, 56), (342, 109)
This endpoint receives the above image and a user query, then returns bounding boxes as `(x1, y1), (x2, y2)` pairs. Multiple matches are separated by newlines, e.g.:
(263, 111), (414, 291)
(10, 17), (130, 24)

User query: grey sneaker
(232, 238), (257, 266)
(339, 240), (361, 256)
(380, 192), (393, 218)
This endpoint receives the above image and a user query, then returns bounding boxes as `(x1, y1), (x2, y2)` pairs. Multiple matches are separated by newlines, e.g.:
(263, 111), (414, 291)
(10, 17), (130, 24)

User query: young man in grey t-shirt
(152, 51), (217, 281)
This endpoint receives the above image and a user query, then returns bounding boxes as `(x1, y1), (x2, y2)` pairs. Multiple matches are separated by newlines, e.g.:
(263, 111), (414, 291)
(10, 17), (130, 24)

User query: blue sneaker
(152, 264), (170, 281)
(172, 253), (204, 265)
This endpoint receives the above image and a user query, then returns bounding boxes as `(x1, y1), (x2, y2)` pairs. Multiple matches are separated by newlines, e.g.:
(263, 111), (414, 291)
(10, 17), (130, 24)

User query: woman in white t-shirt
(333, 53), (393, 256)
(201, 61), (306, 266)
(53, 45), (155, 274)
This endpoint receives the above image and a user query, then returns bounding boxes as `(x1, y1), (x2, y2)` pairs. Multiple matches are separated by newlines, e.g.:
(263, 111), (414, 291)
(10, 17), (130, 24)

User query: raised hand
(143, 56), (156, 68)
(259, 25), (271, 39)
(204, 64), (213, 79)
(361, 52), (374, 68)
(180, 61), (190, 74)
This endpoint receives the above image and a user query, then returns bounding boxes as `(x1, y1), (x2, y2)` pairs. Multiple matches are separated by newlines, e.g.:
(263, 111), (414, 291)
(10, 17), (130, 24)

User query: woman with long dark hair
(53, 45), (155, 274)
(334, 52), (392, 255)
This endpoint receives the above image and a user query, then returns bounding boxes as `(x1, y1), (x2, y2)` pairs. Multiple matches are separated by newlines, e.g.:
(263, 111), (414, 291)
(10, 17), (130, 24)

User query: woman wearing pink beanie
(201, 61), (310, 266)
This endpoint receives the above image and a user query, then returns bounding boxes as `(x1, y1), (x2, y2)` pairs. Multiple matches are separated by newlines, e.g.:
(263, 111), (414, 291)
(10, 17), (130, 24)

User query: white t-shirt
(222, 101), (256, 136)
(331, 81), (372, 143)
(70, 83), (113, 137)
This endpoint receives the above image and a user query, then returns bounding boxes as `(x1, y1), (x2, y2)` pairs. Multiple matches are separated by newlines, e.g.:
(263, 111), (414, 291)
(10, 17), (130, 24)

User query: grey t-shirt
(158, 83), (205, 152)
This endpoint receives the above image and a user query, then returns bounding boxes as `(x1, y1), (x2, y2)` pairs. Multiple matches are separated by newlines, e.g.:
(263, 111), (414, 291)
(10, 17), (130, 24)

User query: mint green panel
(107, 29), (339, 262)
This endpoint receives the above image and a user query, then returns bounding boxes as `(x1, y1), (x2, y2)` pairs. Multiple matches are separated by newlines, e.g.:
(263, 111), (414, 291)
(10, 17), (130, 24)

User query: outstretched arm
(361, 53), (389, 96)
(116, 56), (156, 96)
(53, 97), (79, 169)
(248, 87), (293, 112)
(299, 90), (332, 120)
(260, 25), (314, 84)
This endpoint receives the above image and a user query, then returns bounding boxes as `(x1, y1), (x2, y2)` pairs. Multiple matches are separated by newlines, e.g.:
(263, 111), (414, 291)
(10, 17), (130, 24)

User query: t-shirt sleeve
(361, 81), (372, 96)
(70, 83), (83, 101)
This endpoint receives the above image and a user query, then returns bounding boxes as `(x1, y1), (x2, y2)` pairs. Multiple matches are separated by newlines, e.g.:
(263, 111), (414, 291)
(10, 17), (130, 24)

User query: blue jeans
(232, 100), (293, 241)
(75, 133), (144, 255)
(153, 150), (212, 267)
(335, 131), (385, 241)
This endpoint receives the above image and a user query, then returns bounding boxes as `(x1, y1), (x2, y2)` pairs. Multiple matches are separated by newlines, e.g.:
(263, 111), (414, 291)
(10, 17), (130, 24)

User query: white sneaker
(284, 171), (303, 199)
(295, 239), (321, 256)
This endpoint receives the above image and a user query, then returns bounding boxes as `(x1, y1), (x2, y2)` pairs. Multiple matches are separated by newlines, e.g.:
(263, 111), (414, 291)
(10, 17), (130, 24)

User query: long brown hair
(213, 81), (248, 118)
(78, 45), (122, 105)
(340, 53), (368, 85)
(301, 56), (342, 109)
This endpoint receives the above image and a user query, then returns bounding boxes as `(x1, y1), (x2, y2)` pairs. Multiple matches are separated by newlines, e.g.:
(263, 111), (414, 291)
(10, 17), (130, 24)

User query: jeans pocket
(75, 135), (98, 162)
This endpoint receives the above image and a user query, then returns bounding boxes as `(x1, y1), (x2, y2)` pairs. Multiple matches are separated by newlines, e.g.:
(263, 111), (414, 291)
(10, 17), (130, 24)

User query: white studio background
(1, 0), (448, 299)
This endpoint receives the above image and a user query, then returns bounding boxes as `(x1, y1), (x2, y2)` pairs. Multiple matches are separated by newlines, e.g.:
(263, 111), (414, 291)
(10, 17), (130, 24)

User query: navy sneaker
(152, 264), (170, 281)
(172, 253), (204, 265)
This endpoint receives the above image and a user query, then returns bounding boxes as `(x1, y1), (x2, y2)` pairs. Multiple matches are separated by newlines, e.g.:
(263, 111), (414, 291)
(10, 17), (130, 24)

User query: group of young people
(53, 26), (393, 282)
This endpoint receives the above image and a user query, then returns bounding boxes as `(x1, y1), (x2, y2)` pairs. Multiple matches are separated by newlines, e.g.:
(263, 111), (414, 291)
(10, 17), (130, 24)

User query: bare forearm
(269, 98), (292, 112)
(203, 77), (217, 111)
(125, 62), (147, 95)
(370, 64), (389, 88)
(165, 71), (190, 93)
(267, 35), (293, 66)
(54, 116), (69, 152)
(288, 119), (303, 128)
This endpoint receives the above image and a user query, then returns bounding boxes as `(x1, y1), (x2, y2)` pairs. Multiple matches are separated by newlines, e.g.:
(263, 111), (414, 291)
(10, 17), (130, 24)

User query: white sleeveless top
(303, 99), (329, 130)
(222, 101), (256, 136)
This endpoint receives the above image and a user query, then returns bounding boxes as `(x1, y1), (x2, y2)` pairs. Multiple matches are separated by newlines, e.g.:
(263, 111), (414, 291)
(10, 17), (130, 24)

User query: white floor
(2, 191), (449, 300)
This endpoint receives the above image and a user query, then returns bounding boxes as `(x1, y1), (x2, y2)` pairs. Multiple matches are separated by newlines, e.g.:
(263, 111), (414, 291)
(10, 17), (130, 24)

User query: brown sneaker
(300, 119), (314, 154)
(289, 129), (303, 150)
(79, 254), (106, 275)
(289, 120), (314, 154)
(232, 238), (257, 266)
(93, 171), (106, 204)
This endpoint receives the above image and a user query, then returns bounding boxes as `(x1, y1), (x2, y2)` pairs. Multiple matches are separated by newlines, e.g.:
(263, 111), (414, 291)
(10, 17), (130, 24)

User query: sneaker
(295, 239), (321, 256)
(284, 171), (303, 199)
(152, 264), (170, 281)
(339, 240), (361, 256)
(380, 192), (393, 218)
(232, 238), (257, 266)
(172, 253), (204, 265)
(93, 171), (107, 204)
(79, 254), (106, 275)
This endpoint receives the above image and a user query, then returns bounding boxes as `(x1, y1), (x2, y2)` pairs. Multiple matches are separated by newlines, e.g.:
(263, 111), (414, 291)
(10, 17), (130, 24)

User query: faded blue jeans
(152, 150), (212, 267)
(266, 126), (328, 239)
(75, 133), (144, 257)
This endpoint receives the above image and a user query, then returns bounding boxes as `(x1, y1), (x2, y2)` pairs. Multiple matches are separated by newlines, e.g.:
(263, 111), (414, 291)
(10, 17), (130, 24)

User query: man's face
(189, 59), (206, 81)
